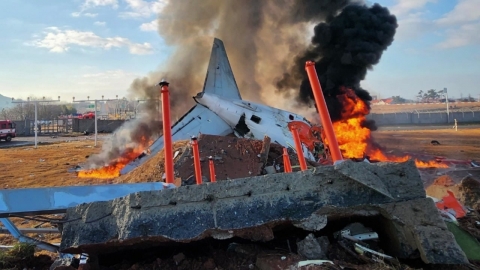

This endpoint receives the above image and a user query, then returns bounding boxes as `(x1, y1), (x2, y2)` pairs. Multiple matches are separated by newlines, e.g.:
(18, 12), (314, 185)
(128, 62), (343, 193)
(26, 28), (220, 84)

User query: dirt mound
(174, 134), (287, 183)
(115, 140), (190, 184)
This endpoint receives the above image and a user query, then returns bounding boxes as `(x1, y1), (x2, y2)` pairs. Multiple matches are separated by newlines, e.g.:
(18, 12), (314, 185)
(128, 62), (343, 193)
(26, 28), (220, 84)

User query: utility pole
(12, 96), (60, 148)
(444, 88), (449, 122)
(439, 88), (449, 123)
(73, 96), (117, 147)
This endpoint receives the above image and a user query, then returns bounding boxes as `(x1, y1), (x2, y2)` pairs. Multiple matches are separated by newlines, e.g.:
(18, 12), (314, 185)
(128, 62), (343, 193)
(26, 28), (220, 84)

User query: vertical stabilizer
(202, 38), (242, 100)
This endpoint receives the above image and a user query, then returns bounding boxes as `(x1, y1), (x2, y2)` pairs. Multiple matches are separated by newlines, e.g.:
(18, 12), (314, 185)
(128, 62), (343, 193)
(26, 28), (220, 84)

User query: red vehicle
(0, 120), (16, 142)
(79, 111), (95, 119)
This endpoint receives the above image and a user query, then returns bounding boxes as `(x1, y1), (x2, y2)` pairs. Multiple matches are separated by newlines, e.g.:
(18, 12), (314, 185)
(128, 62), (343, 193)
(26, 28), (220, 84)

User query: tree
(426, 89), (436, 101)
(417, 90), (424, 102)
(2, 102), (79, 120)
(391, 96), (406, 104)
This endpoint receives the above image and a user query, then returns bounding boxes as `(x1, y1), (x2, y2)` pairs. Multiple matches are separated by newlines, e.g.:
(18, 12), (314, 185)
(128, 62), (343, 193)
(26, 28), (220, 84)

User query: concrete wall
(72, 119), (125, 133)
(368, 111), (480, 126)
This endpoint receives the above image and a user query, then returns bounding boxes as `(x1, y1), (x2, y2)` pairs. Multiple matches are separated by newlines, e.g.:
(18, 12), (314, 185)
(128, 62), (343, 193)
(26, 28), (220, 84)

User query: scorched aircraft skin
(121, 38), (325, 175)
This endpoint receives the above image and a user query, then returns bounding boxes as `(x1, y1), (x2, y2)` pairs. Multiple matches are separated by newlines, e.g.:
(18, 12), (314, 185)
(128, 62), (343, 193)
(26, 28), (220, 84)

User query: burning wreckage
(0, 37), (475, 269)
(77, 38), (448, 180)
(3, 4), (480, 266)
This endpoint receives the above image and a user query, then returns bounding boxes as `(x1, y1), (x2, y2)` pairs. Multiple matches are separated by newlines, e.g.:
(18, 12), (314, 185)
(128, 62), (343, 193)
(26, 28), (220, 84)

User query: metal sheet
(0, 227), (59, 234)
(120, 104), (232, 175)
(0, 218), (61, 253)
(0, 182), (175, 217)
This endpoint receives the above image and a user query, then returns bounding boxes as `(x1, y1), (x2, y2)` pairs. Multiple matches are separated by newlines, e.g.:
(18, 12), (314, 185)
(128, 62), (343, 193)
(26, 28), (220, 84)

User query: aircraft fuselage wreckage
(121, 38), (327, 175)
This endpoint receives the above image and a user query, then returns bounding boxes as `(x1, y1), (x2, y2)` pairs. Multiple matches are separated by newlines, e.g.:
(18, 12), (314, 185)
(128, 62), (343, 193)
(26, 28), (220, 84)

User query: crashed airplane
(121, 38), (326, 175)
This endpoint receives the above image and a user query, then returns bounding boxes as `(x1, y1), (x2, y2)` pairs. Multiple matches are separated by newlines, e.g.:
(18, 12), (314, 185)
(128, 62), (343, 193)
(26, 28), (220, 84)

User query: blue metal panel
(0, 182), (175, 217)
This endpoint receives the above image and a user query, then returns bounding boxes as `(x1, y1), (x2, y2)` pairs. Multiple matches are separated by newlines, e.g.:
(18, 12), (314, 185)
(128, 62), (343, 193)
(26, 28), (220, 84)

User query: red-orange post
(283, 148), (292, 173)
(191, 136), (202, 184)
(159, 80), (174, 184)
(208, 156), (216, 183)
(305, 61), (343, 163)
(289, 125), (308, 171)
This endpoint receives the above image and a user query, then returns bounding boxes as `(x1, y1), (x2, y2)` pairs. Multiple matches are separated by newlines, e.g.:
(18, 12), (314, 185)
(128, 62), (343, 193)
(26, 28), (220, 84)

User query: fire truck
(0, 120), (16, 142)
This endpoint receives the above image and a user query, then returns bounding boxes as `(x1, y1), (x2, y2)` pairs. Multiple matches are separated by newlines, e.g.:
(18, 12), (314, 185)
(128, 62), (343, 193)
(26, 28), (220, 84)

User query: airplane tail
(201, 38), (242, 100)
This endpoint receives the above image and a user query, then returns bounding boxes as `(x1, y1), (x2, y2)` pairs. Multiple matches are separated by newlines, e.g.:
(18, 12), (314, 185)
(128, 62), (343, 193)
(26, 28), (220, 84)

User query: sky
(0, 0), (479, 103)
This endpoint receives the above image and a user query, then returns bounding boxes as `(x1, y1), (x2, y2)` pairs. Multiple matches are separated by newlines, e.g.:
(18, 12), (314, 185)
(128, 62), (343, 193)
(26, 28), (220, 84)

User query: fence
(368, 110), (480, 126)
(13, 119), (73, 136)
(13, 119), (126, 136)
(72, 119), (125, 133)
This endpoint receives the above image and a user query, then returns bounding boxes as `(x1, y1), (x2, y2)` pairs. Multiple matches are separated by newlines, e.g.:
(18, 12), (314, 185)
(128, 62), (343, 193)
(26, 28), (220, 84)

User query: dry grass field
(0, 127), (479, 256)
(0, 141), (104, 189)
(0, 128), (478, 189)
(371, 101), (480, 114)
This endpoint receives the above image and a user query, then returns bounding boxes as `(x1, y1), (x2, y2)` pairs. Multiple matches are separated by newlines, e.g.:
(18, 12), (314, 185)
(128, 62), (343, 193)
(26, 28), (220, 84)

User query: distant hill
(0, 93), (13, 111)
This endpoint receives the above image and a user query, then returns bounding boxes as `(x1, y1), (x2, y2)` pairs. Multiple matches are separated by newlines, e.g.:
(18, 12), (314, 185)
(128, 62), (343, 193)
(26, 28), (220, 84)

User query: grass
(0, 242), (35, 268)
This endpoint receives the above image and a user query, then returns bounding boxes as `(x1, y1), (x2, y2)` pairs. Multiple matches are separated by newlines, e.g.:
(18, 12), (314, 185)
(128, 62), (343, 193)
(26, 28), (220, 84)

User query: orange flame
(331, 88), (448, 169)
(78, 136), (152, 179)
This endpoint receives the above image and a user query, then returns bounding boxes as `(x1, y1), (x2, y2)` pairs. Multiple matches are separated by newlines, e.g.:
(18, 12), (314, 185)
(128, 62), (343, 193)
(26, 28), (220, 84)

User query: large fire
(332, 88), (448, 168)
(77, 137), (152, 179)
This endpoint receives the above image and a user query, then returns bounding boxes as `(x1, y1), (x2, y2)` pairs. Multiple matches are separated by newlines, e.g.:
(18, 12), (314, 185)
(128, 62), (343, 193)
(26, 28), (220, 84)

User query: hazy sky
(0, 0), (479, 102)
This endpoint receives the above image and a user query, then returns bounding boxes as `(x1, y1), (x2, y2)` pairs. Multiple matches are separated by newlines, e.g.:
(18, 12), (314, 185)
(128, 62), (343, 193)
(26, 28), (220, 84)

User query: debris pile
(427, 174), (480, 211)
(425, 173), (480, 262)
(58, 160), (470, 268)
(117, 134), (305, 185)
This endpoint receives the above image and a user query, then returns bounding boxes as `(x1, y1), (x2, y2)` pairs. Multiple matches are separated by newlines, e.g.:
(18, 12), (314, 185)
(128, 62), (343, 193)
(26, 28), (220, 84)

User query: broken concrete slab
(60, 160), (467, 264)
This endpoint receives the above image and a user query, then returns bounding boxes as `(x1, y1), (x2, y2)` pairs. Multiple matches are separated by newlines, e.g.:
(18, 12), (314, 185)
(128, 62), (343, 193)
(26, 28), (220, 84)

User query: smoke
(84, 0), (397, 168)
(129, 0), (372, 112)
(277, 3), (397, 124)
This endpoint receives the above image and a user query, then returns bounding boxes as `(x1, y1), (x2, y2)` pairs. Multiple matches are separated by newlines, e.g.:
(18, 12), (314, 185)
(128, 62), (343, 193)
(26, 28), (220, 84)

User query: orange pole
(191, 136), (202, 184)
(208, 156), (216, 183)
(305, 61), (343, 163)
(290, 125), (308, 171)
(159, 80), (174, 184)
(283, 148), (292, 173)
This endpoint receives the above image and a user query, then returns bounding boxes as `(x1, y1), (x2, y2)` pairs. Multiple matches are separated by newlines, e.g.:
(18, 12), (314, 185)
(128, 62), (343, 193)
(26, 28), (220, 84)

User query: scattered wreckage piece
(427, 174), (480, 211)
(60, 160), (468, 264)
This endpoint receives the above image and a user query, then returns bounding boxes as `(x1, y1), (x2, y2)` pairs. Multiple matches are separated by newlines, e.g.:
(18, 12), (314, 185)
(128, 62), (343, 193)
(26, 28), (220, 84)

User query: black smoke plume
(277, 3), (397, 124)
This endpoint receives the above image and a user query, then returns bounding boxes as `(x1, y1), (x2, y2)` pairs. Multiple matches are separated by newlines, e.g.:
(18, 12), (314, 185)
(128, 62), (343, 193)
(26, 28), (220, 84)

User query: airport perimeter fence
(13, 119), (126, 136)
(368, 109), (480, 126)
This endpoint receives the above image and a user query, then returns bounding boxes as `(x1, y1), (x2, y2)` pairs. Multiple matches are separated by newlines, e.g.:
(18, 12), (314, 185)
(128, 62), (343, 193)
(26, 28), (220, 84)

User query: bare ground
(371, 128), (480, 161)
(1, 128), (480, 269)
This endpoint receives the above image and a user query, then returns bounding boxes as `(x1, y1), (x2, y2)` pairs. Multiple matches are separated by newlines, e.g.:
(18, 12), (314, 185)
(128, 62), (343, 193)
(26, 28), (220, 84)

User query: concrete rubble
(60, 159), (468, 265)
(174, 134), (287, 183)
